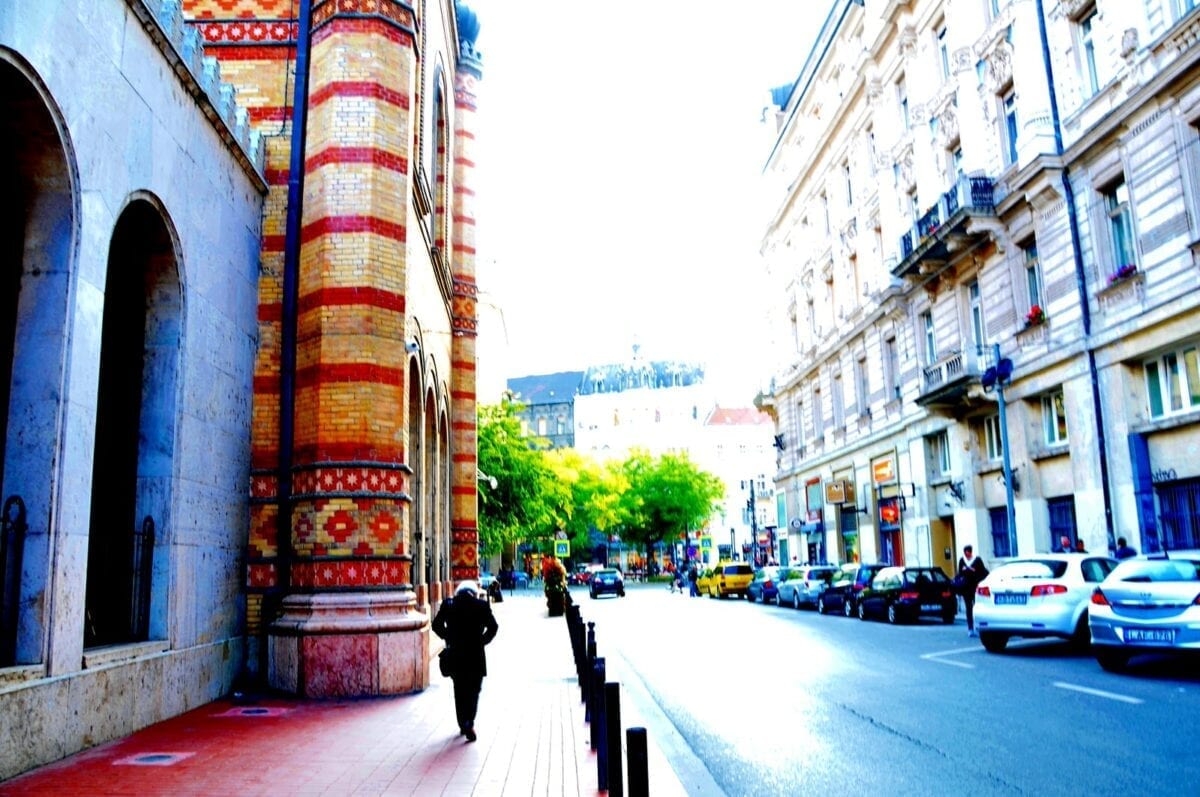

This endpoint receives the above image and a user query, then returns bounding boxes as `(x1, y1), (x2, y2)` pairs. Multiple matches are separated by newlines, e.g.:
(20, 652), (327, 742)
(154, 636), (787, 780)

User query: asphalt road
(570, 581), (1200, 797)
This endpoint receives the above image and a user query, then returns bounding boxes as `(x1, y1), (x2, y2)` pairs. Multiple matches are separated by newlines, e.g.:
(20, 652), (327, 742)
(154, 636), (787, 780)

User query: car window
(726, 564), (753, 576)
(1113, 559), (1200, 582)
(1080, 558), (1116, 582)
(993, 560), (1068, 579)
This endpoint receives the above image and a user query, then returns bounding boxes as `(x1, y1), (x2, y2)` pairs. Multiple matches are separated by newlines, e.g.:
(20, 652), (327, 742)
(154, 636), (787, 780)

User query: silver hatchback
(1088, 557), (1200, 672)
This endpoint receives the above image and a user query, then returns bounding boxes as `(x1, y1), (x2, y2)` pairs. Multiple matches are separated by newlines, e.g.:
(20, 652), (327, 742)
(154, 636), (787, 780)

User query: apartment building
(759, 0), (1200, 569)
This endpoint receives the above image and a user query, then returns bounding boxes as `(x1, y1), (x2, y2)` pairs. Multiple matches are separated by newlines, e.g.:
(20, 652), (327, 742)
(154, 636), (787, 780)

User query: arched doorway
(0, 53), (76, 666)
(407, 358), (423, 598)
(84, 198), (180, 648)
(424, 388), (437, 591)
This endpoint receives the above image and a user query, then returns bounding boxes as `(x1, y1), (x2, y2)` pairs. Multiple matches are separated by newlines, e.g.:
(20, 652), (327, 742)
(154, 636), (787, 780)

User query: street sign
(700, 535), (712, 551)
(554, 540), (570, 558)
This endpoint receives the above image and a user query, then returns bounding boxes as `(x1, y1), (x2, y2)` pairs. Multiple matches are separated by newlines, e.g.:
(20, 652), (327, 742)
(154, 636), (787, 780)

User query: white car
(1088, 556), (1200, 672)
(973, 554), (1117, 653)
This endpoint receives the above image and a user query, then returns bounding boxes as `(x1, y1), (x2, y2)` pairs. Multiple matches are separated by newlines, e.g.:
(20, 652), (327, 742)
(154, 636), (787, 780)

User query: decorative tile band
(291, 557), (412, 588)
(312, 0), (416, 33)
(197, 19), (298, 45)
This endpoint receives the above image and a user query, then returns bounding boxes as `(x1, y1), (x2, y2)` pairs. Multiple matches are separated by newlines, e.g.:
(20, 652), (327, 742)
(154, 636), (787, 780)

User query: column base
(267, 591), (429, 697)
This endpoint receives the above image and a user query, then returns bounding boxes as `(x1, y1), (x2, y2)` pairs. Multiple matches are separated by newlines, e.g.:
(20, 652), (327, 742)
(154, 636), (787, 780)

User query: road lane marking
(924, 656), (975, 669)
(1053, 682), (1144, 704)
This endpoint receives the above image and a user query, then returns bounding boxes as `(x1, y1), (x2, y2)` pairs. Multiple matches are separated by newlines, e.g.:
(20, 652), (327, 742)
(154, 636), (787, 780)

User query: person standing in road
(957, 545), (988, 638)
(688, 564), (700, 597)
(1114, 537), (1138, 559)
(432, 580), (499, 743)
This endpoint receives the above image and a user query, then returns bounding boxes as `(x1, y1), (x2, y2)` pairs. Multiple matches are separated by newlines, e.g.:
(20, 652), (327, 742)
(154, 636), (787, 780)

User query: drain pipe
(1034, 0), (1116, 550)
(276, 0), (313, 604)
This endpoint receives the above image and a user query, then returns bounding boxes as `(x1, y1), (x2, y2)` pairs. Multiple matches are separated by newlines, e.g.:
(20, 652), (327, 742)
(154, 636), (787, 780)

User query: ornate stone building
(760, 0), (1200, 570)
(1, 0), (482, 777)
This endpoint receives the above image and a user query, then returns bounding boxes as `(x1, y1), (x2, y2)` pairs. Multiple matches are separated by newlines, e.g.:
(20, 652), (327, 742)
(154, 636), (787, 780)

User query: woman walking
(432, 580), (499, 742)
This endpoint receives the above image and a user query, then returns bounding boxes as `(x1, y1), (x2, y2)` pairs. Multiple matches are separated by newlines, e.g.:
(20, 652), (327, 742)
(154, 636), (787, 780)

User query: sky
(467, 0), (825, 402)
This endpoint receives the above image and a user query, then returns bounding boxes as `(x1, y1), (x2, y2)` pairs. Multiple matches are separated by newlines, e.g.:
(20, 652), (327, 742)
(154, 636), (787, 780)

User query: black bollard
(594, 663), (608, 789)
(627, 727), (648, 797)
(590, 656), (605, 749)
(605, 682), (623, 797)
(584, 621), (597, 709)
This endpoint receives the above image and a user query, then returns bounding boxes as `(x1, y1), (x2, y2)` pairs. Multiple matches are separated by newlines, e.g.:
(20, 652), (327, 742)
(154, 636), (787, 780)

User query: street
(570, 582), (1200, 797)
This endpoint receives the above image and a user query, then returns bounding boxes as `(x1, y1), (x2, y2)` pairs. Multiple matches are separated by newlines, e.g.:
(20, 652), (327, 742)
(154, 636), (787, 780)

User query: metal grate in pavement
(214, 706), (293, 717)
(113, 752), (196, 766)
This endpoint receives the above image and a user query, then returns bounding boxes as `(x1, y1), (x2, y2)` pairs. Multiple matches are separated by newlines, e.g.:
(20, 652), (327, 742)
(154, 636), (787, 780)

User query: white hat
(456, 580), (479, 596)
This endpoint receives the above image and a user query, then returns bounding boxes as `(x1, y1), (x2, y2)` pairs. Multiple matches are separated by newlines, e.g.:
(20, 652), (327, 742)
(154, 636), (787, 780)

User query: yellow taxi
(697, 561), (755, 599)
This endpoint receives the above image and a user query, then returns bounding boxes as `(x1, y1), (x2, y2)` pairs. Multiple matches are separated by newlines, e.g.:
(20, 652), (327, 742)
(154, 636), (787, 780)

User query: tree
(617, 449), (724, 552)
(475, 398), (561, 556)
(544, 449), (630, 557)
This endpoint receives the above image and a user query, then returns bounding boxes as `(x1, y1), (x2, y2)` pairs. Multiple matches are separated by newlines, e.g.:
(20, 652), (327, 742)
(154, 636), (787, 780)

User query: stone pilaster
(449, 23), (483, 584)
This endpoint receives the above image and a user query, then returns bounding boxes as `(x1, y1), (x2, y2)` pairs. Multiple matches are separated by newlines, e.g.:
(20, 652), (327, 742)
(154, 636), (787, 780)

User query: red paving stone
(0, 591), (688, 796)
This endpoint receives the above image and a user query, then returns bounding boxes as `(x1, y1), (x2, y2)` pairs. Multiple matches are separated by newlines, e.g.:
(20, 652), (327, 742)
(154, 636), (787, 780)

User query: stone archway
(84, 197), (181, 648)
(0, 52), (77, 666)
(407, 358), (424, 601)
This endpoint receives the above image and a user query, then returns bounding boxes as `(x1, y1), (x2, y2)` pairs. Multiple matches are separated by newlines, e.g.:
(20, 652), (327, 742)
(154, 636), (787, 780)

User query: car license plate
(1125, 628), (1175, 644)
(995, 593), (1027, 605)
(921, 604), (940, 612)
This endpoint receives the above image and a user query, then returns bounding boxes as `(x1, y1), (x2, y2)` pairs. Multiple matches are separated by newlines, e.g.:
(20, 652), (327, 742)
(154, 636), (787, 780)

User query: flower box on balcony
(1024, 305), (1045, 327)
(1097, 267), (1145, 313)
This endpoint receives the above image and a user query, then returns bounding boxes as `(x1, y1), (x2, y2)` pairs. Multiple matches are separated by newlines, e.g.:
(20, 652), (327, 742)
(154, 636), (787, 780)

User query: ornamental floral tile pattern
(291, 497), (407, 557)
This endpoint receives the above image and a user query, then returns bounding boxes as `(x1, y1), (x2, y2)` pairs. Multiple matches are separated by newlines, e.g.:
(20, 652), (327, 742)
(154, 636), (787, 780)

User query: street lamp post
(982, 343), (1017, 549)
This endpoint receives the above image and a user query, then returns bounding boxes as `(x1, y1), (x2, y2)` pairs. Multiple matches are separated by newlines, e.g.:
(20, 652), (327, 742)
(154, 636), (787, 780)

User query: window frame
(1042, 389), (1069, 446)
(929, 429), (951, 476)
(1002, 89), (1019, 165)
(1023, 241), (1043, 309)
(921, 310), (937, 366)
(1078, 8), (1100, 97)
(1102, 178), (1137, 272)
(1144, 344), (1200, 419)
(983, 413), (1003, 462)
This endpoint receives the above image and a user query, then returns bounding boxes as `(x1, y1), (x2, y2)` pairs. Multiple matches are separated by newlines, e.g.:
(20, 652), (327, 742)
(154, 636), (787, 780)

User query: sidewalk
(0, 590), (690, 796)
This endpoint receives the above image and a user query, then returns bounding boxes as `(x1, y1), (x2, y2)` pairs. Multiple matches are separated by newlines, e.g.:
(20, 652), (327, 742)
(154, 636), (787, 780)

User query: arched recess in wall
(438, 404), (450, 587)
(84, 195), (181, 649)
(0, 50), (78, 667)
(431, 66), (450, 256)
(407, 357), (424, 592)
(424, 385), (437, 588)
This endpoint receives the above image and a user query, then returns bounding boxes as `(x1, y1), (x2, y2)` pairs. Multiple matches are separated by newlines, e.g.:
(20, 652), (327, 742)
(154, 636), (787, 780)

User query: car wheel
(793, 592), (802, 610)
(817, 596), (827, 614)
(857, 601), (867, 621)
(775, 593), (783, 607)
(589, 590), (596, 600)
(843, 598), (854, 618)
(1095, 649), (1130, 673)
(747, 591), (756, 603)
(1070, 614), (1090, 649)
(886, 603), (899, 624)
(979, 632), (1008, 653)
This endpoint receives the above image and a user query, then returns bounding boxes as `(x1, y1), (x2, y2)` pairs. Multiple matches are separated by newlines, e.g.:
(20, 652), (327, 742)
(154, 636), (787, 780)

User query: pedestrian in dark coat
(432, 580), (499, 742)
(957, 545), (989, 638)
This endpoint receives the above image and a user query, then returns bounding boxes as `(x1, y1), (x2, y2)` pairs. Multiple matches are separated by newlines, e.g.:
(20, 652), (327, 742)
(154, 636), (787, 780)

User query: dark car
(747, 566), (790, 604)
(589, 568), (625, 599)
(820, 563), (889, 617)
(857, 566), (957, 624)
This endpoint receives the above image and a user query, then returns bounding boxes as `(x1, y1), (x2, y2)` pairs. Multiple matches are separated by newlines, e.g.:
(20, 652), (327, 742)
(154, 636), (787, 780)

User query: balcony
(915, 348), (986, 411)
(893, 175), (997, 279)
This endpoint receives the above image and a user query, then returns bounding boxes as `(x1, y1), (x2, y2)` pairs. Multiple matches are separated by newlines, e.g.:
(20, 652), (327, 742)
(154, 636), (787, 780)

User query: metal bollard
(589, 656), (605, 748)
(594, 663), (608, 789)
(605, 682), (623, 797)
(584, 621), (597, 709)
(627, 727), (649, 797)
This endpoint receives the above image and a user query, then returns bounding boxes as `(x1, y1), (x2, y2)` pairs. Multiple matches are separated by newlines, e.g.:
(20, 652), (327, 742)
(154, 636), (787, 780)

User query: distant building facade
(760, 0), (1200, 570)
(508, 371), (585, 449)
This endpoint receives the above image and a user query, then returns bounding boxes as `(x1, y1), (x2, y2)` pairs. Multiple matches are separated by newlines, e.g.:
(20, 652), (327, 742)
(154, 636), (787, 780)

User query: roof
(506, 371), (584, 405)
(578, 360), (704, 395)
(705, 407), (773, 426)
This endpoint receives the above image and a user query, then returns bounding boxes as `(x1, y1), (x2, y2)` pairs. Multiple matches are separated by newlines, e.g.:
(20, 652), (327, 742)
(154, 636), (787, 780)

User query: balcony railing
(895, 175), (996, 277)
(916, 348), (986, 410)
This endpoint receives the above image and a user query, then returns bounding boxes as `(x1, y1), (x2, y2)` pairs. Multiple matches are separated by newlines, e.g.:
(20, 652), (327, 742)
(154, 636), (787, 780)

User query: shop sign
(872, 456), (896, 484)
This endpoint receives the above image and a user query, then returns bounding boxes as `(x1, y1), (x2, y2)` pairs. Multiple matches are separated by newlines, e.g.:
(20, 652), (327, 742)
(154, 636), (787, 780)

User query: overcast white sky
(468, 0), (824, 401)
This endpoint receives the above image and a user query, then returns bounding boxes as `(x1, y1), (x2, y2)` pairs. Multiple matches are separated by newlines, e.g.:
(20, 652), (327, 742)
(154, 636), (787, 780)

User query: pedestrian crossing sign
(700, 536), (712, 551)
(554, 540), (570, 557)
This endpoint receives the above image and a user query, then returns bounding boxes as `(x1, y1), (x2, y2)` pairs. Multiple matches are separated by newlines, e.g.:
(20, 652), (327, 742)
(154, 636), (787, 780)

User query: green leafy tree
(476, 398), (562, 556)
(617, 449), (724, 552)
(544, 449), (630, 557)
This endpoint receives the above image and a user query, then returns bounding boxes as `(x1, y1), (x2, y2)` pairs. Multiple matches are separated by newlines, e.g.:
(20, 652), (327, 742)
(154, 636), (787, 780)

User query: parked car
(974, 554), (1117, 652)
(747, 566), (790, 604)
(777, 565), (839, 609)
(820, 563), (888, 617)
(856, 566), (956, 624)
(589, 568), (625, 599)
(697, 562), (754, 599)
(1088, 556), (1200, 672)
(500, 569), (530, 589)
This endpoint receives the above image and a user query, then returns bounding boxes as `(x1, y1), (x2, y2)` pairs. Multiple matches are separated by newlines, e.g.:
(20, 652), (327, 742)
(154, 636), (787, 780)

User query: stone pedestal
(268, 591), (429, 697)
